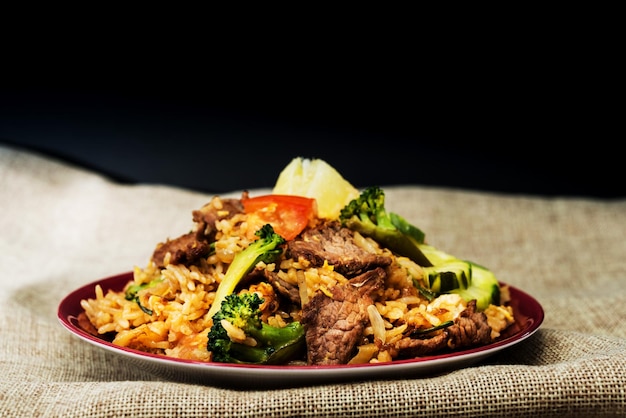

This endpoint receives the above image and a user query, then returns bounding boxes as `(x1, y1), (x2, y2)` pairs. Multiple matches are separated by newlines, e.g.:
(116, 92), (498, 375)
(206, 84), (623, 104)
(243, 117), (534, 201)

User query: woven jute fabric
(1, 143), (624, 417)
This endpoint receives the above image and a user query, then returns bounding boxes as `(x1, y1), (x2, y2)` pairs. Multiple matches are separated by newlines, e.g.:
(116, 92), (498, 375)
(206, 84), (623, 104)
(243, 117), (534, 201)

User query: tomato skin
(242, 194), (317, 240)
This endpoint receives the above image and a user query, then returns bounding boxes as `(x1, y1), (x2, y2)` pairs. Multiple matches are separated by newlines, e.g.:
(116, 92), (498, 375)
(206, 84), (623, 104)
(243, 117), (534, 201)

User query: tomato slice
(242, 194), (317, 240)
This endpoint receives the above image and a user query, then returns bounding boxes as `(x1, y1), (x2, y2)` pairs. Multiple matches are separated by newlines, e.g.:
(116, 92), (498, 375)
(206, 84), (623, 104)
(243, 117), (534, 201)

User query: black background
(1, 78), (621, 199)
(1, 11), (622, 199)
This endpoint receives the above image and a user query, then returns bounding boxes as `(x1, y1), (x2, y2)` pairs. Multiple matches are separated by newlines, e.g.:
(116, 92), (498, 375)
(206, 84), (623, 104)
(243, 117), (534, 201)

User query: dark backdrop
(1, 85), (621, 198)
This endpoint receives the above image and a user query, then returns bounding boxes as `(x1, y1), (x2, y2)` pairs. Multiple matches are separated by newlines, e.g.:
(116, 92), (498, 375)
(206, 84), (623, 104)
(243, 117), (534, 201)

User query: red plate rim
(58, 271), (544, 371)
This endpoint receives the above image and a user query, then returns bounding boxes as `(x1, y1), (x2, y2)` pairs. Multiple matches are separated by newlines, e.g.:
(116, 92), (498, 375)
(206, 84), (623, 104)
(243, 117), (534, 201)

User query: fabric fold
(1, 143), (625, 417)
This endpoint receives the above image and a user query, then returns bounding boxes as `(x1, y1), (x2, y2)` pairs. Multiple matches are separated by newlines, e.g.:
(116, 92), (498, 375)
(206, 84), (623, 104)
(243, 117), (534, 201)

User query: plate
(58, 272), (544, 389)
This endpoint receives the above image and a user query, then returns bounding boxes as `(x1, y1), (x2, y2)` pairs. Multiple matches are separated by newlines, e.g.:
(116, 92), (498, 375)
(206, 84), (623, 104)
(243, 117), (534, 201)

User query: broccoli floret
(207, 292), (305, 364)
(340, 186), (501, 311)
(339, 186), (432, 266)
(207, 224), (286, 319)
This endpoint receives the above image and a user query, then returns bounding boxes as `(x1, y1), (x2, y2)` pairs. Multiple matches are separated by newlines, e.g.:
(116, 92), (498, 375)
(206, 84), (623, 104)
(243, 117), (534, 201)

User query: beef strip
(445, 299), (493, 349)
(301, 267), (386, 365)
(392, 300), (493, 358)
(261, 220), (393, 305)
(151, 194), (245, 268)
(151, 232), (213, 268)
(253, 268), (302, 305)
(286, 220), (392, 278)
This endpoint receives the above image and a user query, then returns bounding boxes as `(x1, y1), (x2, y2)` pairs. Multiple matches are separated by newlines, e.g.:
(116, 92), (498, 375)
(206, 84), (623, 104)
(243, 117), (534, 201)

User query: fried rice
(80, 195), (515, 365)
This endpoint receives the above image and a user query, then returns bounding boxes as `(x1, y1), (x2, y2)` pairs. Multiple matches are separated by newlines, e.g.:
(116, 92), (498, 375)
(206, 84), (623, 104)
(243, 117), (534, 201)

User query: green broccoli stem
(389, 212), (426, 244)
(250, 322), (305, 349)
(207, 224), (285, 319)
(232, 322), (306, 364)
(207, 249), (266, 318)
(225, 342), (274, 364)
(372, 208), (395, 230)
(340, 186), (432, 267)
(344, 216), (432, 267)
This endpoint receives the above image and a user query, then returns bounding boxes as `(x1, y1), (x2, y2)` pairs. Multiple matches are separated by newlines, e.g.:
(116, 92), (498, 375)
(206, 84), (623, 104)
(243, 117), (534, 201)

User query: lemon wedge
(272, 157), (360, 219)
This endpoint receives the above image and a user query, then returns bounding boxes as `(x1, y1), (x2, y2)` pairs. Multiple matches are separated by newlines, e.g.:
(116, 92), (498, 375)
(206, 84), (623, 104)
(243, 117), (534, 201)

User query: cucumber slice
(418, 244), (458, 266)
(450, 263), (500, 311)
(416, 244), (501, 311)
(389, 212), (426, 244)
(423, 261), (472, 292)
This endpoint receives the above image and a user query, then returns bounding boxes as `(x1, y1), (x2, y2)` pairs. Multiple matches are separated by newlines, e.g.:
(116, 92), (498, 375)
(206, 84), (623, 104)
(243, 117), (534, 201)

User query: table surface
(1, 143), (625, 417)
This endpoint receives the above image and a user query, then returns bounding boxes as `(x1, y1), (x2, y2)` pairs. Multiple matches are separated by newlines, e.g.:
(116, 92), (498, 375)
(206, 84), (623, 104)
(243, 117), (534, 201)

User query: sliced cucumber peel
(417, 245), (500, 310)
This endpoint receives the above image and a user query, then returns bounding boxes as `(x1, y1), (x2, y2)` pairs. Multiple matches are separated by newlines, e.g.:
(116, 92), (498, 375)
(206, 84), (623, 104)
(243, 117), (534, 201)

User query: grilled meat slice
(393, 300), (493, 358)
(301, 267), (386, 365)
(445, 299), (493, 349)
(287, 220), (392, 278)
(151, 195), (245, 268)
(151, 231), (213, 268)
(254, 268), (302, 305)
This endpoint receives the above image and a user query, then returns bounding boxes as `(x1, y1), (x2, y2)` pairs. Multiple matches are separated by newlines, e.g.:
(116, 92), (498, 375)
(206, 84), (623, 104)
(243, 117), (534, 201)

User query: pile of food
(79, 157), (515, 366)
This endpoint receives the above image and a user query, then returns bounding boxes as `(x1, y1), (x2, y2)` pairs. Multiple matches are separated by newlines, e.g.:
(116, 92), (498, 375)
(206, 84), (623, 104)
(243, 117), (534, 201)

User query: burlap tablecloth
(1, 143), (625, 417)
